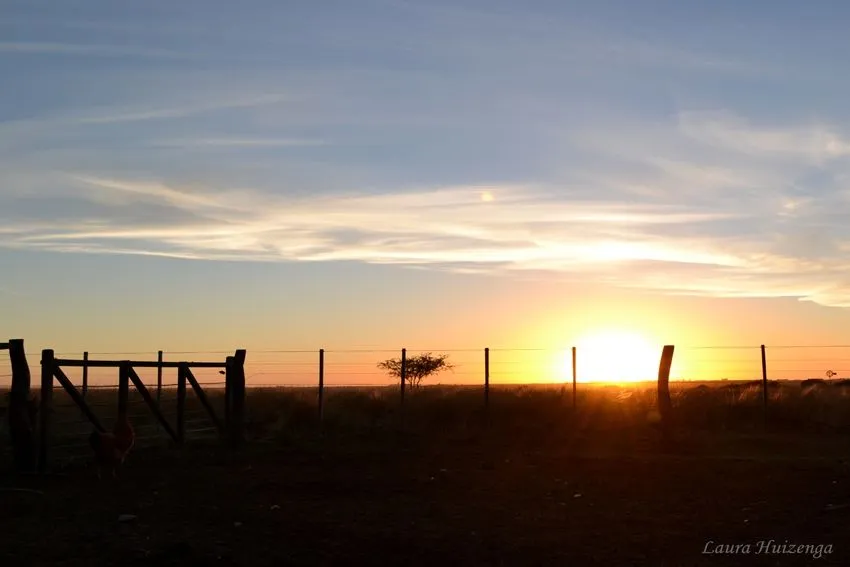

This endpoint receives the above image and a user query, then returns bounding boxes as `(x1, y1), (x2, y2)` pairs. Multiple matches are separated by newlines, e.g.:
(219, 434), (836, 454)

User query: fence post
(9, 339), (32, 392)
(38, 349), (55, 474)
(118, 361), (130, 420)
(484, 347), (490, 414)
(400, 348), (407, 402)
(156, 350), (163, 403)
(82, 351), (89, 398)
(657, 345), (675, 444)
(176, 364), (187, 446)
(318, 348), (325, 427)
(8, 339), (36, 473)
(8, 339), (31, 395)
(761, 344), (768, 424)
(399, 348), (407, 429)
(571, 346), (577, 410)
(231, 349), (247, 447)
(224, 356), (234, 430)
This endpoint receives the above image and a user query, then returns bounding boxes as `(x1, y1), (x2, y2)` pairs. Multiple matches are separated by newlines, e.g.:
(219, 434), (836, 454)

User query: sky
(3, 0), (850, 385)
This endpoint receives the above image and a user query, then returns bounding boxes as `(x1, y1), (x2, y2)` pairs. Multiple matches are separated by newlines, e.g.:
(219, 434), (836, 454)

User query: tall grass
(3, 381), (850, 466)
(243, 381), (850, 443)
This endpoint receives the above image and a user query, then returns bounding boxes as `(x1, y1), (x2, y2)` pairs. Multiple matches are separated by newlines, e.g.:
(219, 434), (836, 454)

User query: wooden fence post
(8, 339), (30, 396)
(176, 364), (187, 446)
(82, 351), (89, 398)
(484, 347), (490, 414)
(224, 356), (234, 430)
(571, 346), (577, 410)
(156, 350), (163, 403)
(400, 348), (406, 403)
(657, 345), (675, 444)
(8, 339), (36, 473)
(38, 349), (54, 473)
(399, 348), (407, 430)
(318, 349), (325, 426)
(230, 349), (247, 447)
(400, 348), (407, 406)
(761, 344), (768, 424)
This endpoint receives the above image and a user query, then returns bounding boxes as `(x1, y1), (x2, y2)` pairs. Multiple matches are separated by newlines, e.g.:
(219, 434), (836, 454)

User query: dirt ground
(2, 426), (850, 567)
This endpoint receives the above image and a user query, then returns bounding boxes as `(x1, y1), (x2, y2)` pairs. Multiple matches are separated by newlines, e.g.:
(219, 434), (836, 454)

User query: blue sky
(3, 0), (850, 361)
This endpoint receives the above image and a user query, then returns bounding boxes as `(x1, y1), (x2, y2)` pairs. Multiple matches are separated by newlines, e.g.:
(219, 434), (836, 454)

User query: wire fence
(4, 343), (850, 466)
(4, 345), (850, 390)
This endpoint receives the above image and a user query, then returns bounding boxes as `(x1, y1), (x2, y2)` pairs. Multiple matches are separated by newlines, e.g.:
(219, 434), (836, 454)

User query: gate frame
(37, 348), (246, 473)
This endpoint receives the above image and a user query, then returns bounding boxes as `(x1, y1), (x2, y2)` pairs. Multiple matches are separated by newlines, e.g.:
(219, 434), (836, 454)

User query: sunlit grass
(4, 380), (850, 466)
(243, 380), (850, 442)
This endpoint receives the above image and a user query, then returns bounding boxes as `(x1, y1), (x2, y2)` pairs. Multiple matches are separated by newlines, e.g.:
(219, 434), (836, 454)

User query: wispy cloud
(4, 0), (850, 313)
(2, 174), (809, 300)
(150, 138), (326, 149)
(678, 110), (850, 163)
(377, 0), (769, 76)
(7, 102), (850, 307)
(6, 97), (850, 308)
(70, 94), (290, 125)
(0, 41), (192, 60)
(0, 17), (207, 37)
(6, 177), (741, 247)
(1, 95), (289, 132)
(0, 93), (291, 149)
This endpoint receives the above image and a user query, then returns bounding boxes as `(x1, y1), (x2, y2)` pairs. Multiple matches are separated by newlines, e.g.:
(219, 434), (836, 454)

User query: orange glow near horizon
(567, 329), (661, 383)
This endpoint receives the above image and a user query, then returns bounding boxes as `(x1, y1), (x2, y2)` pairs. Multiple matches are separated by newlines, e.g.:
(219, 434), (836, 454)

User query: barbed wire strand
(11, 344), (850, 358)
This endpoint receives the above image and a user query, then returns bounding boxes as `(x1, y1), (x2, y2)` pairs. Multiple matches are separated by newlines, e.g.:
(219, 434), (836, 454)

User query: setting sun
(569, 330), (661, 383)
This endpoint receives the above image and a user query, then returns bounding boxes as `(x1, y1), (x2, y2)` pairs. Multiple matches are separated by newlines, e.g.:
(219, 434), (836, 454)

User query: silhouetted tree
(826, 369), (837, 379)
(377, 352), (454, 389)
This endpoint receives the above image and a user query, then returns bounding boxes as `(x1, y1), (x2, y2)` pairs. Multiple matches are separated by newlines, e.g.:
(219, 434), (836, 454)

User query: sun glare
(567, 330), (661, 383)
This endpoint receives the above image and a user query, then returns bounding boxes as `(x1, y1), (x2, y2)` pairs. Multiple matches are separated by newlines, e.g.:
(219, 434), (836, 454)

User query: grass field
(2, 381), (850, 565)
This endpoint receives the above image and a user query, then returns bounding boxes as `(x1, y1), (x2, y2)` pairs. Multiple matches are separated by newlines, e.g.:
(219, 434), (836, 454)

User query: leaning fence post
(38, 349), (55, 473)
(657, 345), (675, 444)
(156, 350), (163, 403)
(82, 351), (89, 398)
(318, 349), (325, 427)
(761, 344), (768, 424)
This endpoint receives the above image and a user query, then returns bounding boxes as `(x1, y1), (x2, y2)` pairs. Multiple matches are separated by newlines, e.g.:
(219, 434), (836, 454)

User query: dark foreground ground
(2, 424), (850, 567)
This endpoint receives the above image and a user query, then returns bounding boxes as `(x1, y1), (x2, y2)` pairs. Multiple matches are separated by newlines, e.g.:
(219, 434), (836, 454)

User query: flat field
(2, 383), (850, 566)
